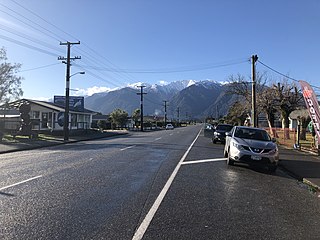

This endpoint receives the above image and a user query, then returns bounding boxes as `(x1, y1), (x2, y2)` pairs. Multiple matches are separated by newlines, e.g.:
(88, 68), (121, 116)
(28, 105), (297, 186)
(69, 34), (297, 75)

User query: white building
(0, 98), (96, 132)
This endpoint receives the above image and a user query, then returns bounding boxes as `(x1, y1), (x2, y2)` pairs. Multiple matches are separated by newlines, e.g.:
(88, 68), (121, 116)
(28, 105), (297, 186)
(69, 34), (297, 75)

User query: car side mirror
(271, 137), (277, 143)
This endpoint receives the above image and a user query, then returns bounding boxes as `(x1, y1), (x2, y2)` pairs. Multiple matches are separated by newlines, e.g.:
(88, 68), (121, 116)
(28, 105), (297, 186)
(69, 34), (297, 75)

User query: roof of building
(1, 99), (97, 115)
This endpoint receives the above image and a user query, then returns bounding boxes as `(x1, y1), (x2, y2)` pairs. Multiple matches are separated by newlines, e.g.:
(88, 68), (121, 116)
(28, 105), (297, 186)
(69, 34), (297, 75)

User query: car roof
(234, 126), (266, 131)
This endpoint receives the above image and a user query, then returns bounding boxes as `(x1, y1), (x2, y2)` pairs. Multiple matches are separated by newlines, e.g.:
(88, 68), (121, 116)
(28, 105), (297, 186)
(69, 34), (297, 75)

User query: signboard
(54, 96), (85, 112)
(299, 80), (320, 140)
(57, 112), (64, 127)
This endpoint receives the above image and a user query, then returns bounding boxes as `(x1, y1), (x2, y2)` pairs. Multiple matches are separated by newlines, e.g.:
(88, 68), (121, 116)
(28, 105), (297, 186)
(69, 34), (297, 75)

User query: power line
(0, 23), (64, 54)
(0, 34), (58, 57)
(76, 58), (249, 74)
(73, 63), (126, 89)
(3, 1), (138, 86)
(18, 63), (60, 72)
(0, 4), (62, 42)
(257, 60), (320, 90)
(10, 0), (77, 42)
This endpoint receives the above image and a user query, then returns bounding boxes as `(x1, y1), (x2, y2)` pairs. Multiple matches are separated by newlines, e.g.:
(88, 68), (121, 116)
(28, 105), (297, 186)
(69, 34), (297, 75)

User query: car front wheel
(227, 150), (234, 165)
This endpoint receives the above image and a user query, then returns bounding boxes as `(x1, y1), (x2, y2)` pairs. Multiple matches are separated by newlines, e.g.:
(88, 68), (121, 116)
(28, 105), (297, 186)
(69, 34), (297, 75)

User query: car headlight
(269, 147), (278, 154)
(214, 132), (220, 136)
(232, 141), (244, 150)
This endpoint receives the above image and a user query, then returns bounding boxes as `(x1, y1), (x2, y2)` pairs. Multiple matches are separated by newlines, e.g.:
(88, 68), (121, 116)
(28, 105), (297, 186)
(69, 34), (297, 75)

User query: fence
(265, 127), (317, 151)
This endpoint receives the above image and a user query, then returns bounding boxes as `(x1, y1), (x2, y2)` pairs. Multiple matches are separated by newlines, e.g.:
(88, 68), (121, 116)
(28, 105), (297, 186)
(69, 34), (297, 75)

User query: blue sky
(0, 0), (319, 100)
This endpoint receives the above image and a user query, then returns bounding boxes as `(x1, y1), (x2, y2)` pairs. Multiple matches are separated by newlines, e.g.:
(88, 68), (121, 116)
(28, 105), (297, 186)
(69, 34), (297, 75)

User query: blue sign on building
(54, 96), (85, 112)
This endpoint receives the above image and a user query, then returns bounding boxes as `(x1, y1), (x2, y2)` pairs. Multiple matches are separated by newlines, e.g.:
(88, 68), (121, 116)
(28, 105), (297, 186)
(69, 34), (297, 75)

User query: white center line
(0, 175), (43, 191)
(181, 158), (227, 165)
(132, 128), (202, 240)
(120, 145), (135, 151)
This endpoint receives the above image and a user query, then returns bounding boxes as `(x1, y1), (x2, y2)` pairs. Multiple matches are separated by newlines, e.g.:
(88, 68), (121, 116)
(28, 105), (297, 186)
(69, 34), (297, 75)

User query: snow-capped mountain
(84, 80), (234, 118)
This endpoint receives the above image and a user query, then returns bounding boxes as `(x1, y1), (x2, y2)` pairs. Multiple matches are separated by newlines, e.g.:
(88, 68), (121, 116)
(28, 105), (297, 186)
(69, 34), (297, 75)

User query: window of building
(31, 111), (40, 119)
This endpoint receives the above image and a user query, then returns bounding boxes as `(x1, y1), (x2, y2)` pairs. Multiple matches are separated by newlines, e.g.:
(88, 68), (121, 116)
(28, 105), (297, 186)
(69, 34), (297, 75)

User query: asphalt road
(0, 125), (320, 240)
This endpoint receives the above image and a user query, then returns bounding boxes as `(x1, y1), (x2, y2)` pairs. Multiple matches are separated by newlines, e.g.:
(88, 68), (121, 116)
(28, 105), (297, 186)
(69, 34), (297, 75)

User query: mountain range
(84, 80), (237, 120)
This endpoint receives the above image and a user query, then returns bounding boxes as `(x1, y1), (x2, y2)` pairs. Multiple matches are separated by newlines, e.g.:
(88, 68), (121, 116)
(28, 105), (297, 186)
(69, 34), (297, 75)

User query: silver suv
(224, 126), (279, 172)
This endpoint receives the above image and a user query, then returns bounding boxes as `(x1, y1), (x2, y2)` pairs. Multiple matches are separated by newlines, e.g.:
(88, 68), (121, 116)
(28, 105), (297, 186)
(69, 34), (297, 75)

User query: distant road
(0, 124), (320, 239)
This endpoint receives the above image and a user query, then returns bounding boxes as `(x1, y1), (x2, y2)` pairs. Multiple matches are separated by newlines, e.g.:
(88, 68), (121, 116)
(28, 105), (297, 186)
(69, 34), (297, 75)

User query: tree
(273, 79), (303, 139)
(227, 72), (267, 103)
(257, 87), (278, 135)
(225, 101), (248, 125)
(97, 120), (107, 131)
(110, 108), (128, 129)
(132, 108), (140, 128)
(0, 47), (23, 104)
(273, 80), (303, 128)
(226, 72), (267, 125)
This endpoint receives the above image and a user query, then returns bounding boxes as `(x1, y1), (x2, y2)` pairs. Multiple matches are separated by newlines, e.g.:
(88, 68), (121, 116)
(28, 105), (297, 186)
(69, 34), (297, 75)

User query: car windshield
(216, 125), (233, 131)
(234, 128), (271, 141)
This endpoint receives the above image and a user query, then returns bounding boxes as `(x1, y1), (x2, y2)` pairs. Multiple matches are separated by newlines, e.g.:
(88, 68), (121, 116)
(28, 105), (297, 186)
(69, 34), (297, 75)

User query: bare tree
(257, 87), (278, 135)
(226, 72), (268, 126)
(226, 74), (251, 102)
(273, 80), (303, 127)
(226, 101), (248, 125)
(273, 79), (303, 138)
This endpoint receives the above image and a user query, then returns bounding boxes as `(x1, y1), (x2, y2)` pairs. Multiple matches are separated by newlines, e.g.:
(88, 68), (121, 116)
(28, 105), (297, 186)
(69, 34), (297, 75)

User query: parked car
(224, 126), (279, 172)
(204, 123), (214, 137)
(212, 124), (233, 143)
(165, 123), (174, 130)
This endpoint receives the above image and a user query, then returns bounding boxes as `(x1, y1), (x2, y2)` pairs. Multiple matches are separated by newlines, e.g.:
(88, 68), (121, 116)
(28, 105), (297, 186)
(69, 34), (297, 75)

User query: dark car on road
(212, 124), (233, 143)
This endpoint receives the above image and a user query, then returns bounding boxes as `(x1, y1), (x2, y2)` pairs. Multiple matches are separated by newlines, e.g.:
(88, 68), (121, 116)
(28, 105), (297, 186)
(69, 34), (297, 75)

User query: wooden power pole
(251, 54), (258, 127)
(58, 41), (81, 141)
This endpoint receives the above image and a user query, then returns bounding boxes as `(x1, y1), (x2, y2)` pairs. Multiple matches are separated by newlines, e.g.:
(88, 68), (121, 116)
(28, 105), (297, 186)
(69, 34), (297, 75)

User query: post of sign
(299, 80), (320, 155)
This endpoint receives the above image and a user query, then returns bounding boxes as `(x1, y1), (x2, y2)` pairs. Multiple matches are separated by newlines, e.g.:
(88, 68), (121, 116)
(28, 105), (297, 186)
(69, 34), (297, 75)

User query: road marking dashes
(120, 145), (135, 151)
(0, 175), (43, 191)
(181, 158), (227, 165)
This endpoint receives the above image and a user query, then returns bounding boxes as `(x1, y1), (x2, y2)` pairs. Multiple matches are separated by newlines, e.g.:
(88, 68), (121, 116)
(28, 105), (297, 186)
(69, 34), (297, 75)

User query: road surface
(0, 125), (320, 239)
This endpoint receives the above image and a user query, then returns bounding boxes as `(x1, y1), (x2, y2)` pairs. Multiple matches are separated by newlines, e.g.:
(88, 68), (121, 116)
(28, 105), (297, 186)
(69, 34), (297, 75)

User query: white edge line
(120, 145), (136, 151)
(132, 128), (202, 240)
(0, 175), (43, 191)
(181, 158), (227, 165)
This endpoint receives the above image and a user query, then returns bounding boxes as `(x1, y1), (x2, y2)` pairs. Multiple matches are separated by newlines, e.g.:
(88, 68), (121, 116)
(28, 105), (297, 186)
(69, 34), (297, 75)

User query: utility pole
(58, 41), (81, 141)
(216, 105), (219, 120)
(163, 100), (168, 126)
(177, 107), (180, 126)
(137, 86), (147, 131)
(251, 54), (258, 127)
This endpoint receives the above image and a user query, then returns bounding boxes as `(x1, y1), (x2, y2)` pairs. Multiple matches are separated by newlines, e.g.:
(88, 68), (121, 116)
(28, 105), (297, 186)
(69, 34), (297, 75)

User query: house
(0, 98), (96, 133)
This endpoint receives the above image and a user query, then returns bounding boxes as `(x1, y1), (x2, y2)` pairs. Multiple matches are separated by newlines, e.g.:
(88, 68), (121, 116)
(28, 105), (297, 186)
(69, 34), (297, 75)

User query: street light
(70, 71), (85, 78)
(64, 71), (85, 141)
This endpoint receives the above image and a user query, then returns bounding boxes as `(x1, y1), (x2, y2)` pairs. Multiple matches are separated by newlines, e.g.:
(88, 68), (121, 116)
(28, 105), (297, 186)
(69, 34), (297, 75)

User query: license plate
(251, 155), (262, 160)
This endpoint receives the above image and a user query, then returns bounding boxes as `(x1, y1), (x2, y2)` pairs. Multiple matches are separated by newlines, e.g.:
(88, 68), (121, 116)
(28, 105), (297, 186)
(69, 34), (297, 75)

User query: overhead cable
(257, 60), (320, 90)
